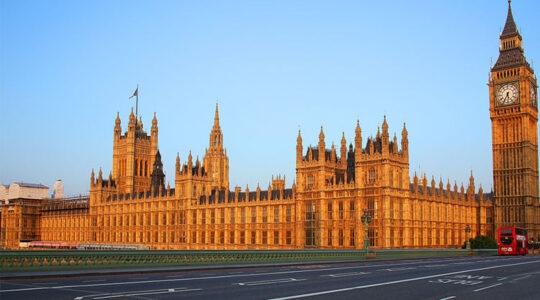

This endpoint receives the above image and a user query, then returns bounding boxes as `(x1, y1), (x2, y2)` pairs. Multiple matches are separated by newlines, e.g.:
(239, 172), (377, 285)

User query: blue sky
(1, 0), (539, 196)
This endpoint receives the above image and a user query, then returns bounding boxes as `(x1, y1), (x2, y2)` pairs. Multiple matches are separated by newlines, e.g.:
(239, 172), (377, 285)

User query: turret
(318, 126), (325, 162)
(175, 153), (181, 174)
(392, 133), (398, 153)
(401, 123), (409, 158)
(114, 112), (121, 136)
(296, 130), (303, 163)
(128, 108), (136, 133)
(340, 132), (347, 167)
(381, 116), (389, 154)
(355, 120), (362, 161)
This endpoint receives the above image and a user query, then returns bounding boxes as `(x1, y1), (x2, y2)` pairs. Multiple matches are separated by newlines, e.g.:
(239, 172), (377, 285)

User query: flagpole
(129, 84), (139, 194)
(135, 83), (139, 119)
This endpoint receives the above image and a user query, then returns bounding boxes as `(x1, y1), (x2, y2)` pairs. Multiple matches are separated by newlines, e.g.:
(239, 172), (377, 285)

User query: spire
(318, 126), (326, 161)
(151, 112), (158, 137)
(296, 129), (303, 163)
(213, 102), (221, 131)
(401, 123), (409, 157)
(492, 0), (529, 71)
(175, 152), (180, 174)
(355, 120), (362, 156)
(209, 103), (223, 149)
(340, 132), (347, 166)
(129, 107), (136, 125)
(381, 116), (389, 151)
(115, 112), (121, 125)
(150, 149), (165, 193)
(152, 112), (157, 124)
(382, 115), (389, 135)
(114, 112), (121, 135)
(501, 0), (518, 38)
(401, 123), (408, 140)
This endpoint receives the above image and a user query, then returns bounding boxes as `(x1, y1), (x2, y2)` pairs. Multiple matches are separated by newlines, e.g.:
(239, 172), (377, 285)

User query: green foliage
(462, 235), (497, 249)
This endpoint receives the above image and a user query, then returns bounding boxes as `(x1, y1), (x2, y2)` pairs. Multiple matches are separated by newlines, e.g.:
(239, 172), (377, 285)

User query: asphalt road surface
(1, 255), (539, 299)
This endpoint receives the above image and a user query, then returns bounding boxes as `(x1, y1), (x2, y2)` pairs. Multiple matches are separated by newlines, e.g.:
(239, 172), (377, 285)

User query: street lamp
(465, 224), (471, 250)
(361, 209), (372, 250)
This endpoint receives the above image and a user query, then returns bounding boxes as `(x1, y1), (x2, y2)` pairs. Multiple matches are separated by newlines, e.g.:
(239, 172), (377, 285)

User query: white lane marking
(236, 278), (305, 286)
(473, 283), (503, 292)
(377, 267), (416, 272)
(511, 274), (531, 282)
(0, 257), (521, 293)
(0, 287), (48, 292)
(0, 263), (407, 292)
(440, 296), (456, 300)
(74, 287), (200, 300)
(268, 259), (540, 300)
(92, 288), (202, 299)
(322, 271), (370, 278)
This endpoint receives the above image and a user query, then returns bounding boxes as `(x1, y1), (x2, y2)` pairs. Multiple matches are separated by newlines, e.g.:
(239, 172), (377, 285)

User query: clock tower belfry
(489, 0), (539, 239)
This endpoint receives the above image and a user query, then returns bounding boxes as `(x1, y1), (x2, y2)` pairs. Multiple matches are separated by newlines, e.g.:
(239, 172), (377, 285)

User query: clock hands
(504, 92), (510, 103)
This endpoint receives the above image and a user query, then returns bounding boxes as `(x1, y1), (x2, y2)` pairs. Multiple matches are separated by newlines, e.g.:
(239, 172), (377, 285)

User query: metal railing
(0, 249), (496, 272)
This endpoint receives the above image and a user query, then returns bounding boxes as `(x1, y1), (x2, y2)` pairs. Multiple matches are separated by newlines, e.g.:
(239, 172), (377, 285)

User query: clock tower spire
(489, 0), (539, 240)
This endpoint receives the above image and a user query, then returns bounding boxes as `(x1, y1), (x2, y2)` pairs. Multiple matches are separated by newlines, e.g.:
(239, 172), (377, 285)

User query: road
(1, 255), (539, 299)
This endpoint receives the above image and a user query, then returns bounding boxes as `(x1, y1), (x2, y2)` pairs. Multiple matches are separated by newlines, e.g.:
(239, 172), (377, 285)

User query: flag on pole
(129, 87), (138, 99)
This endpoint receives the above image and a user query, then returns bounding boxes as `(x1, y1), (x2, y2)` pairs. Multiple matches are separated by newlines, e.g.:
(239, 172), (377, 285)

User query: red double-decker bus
(498, 226), (528, 255)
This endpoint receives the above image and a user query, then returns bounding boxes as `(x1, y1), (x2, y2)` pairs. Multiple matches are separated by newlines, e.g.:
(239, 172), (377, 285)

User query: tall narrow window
(328, 203), (333, 220)
(262, 207), (268, 223)
(328, 229), (333, 246)
(307, 174), (315, 190)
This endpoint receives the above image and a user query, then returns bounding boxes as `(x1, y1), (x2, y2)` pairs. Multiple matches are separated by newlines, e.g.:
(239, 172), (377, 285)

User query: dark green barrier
(0, 249), (496, 272)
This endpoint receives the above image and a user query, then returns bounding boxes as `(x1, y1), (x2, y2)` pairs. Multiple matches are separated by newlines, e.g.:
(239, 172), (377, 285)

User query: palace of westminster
(1, 2), (539, 250)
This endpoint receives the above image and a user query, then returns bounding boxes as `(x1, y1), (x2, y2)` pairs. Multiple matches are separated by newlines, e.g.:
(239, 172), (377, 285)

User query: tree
(462, 235), (497, 249)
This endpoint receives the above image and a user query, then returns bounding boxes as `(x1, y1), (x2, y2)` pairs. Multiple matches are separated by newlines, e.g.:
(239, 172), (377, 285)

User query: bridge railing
(0, 249), (496, 272)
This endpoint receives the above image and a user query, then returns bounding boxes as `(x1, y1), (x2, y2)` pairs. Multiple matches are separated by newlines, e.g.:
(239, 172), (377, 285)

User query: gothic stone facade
(36, 105), (491, 250)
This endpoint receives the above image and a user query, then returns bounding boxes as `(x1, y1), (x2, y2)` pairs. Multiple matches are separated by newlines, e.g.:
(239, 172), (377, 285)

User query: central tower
(112, 110), (159, 194)
(489, 1), (539, 238)
(203, 103), (229, 191)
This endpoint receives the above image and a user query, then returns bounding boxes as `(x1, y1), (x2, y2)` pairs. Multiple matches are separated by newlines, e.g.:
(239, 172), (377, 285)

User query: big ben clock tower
(489, 0), (539, 240)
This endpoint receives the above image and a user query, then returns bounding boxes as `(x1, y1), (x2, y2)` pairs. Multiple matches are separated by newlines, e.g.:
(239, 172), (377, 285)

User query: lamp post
(465, 224), (471, 250)
(361, 209), (372, 250)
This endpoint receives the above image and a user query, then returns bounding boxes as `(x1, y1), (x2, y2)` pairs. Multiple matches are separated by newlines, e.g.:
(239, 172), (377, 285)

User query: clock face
(497, 83), (519, 105)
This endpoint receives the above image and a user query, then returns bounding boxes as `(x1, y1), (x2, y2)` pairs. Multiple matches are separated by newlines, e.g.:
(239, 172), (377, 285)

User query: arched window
(307, 174), (315, 190)
(368, 168), (376, 185)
